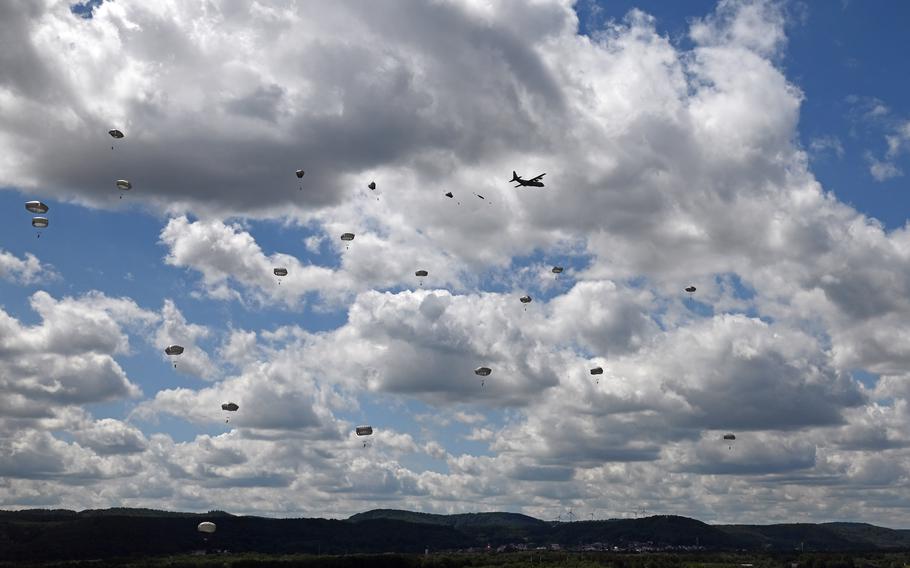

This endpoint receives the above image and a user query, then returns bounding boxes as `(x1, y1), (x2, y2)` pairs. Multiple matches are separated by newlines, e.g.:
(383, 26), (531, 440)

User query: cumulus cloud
(0, 291), (148, 426)
(0, 248), (53, 285)
(3, 0), (910, 526)
(153, 299), (215, 379)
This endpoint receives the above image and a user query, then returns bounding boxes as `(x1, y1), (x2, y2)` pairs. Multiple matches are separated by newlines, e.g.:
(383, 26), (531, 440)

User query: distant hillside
(719, 521), (910, 552)
(0, 507), (908, 563)
(551, 515), (740, 548)
(349, 509), (546, 529)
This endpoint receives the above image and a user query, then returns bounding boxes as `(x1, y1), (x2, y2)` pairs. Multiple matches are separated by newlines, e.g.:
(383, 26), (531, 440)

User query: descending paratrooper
(164, 345), (184, 368)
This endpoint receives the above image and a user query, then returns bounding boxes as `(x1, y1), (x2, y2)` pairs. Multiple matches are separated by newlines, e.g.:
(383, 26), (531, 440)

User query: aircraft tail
(510, 171), (519, 182)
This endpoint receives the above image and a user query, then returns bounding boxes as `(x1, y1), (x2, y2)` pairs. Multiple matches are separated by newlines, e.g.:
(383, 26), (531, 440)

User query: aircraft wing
(529, 173), (546, 182)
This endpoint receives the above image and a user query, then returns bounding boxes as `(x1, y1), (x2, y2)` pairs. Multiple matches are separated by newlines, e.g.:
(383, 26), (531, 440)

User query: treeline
(1, 509), (909, 563)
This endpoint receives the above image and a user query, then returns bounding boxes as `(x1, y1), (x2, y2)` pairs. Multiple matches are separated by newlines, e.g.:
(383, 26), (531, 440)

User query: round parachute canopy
(340, 233), (355, 241)
(221, 402), (239, 412)
(273, 268), (288, 277)
(31, 217), (49, 229)
(552, 266), (564, 274)
(108, 129), (124, 139)
(685, 286), (696, 293)
(415, 270), (428, 277)
(296, 169), (305, 179)
(197, 522), (216, 534)
(368, 181), (376, 190)
(355, 426), (373, 436)
(474, 366), (492, 377)
(723, 433), (736, 441)
(164, 345), (184, 356)
(444, 192), (454, 198)
(116, 179), (132, 191)
(590, 367), (604, 375)
(519, 295), (532, 304)
(25, 201), (48, 214)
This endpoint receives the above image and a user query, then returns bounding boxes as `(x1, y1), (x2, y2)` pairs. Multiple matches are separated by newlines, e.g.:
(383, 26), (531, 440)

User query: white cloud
(809, 135), (845, 160)
(153, 299), (215, 379)
(3, 0), (910, 526)
(0, 291), (148, 426)
(0, 248), (54, 285)
(868, 154), (903, 181)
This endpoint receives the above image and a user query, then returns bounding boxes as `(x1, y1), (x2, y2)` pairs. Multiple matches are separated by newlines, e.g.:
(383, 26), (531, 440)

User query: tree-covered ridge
(1, 508), (909, 563)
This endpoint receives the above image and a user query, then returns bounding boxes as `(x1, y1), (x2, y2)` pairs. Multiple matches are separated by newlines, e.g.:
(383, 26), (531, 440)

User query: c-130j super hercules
(510, 171), (546, 187)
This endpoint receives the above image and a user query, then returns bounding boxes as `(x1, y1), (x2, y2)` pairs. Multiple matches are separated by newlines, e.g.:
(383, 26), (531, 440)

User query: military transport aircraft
(510, 171), (546, 187)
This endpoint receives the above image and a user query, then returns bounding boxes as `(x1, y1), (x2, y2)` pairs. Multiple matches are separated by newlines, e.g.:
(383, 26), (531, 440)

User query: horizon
(2, 505), (905, 531)
(2, 0), (910, 529)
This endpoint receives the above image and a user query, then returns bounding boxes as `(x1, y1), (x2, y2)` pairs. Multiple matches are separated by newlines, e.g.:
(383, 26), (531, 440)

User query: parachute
(685, 286), (696, 293)
(444, 192), (453, 198)
(590, 366), (603, 383)
(415, 269), (428, 285)
(723, 433), (736, 450)
(474, 366), (491, 388)
(25, 201), (48, 214)
(116, 179), (131, 199)
(197, 522), (216, 534)
(296, 169), (305, 179)
(164, 345), (184, 368)
(274, 267), (288, 285)
(341, 233), (355, 249)
(366, 181), (379, 200)
(221, 402), (239, 423)
(472, 192), (491, 204)
(31, 216), (48, 238)
(108, 129), (123, 150)
(356, 425), (373, 448)
(552, 266), (564, 279)
(519, 295), (532, 304)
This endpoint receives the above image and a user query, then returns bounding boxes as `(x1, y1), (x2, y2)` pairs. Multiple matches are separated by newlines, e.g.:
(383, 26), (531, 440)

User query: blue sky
(2, 0), (910, 526)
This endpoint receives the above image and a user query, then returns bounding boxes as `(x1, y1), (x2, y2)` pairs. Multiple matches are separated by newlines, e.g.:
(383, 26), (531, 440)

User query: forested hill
(1, 508), (909, 563)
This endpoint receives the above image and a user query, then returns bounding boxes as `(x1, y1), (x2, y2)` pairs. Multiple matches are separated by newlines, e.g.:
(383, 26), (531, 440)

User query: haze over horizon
(2, 0), (910, 528)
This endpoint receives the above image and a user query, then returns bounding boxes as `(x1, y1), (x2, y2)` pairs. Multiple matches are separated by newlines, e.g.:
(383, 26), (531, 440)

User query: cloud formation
(1, 0), (910, 526)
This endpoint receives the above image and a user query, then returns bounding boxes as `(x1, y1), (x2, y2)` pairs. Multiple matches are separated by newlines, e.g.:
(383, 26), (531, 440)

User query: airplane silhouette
(510, 171), (545, 187)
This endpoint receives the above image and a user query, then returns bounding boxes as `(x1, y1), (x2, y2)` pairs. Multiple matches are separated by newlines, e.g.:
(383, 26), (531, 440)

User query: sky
(2, 0), (910, 527)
